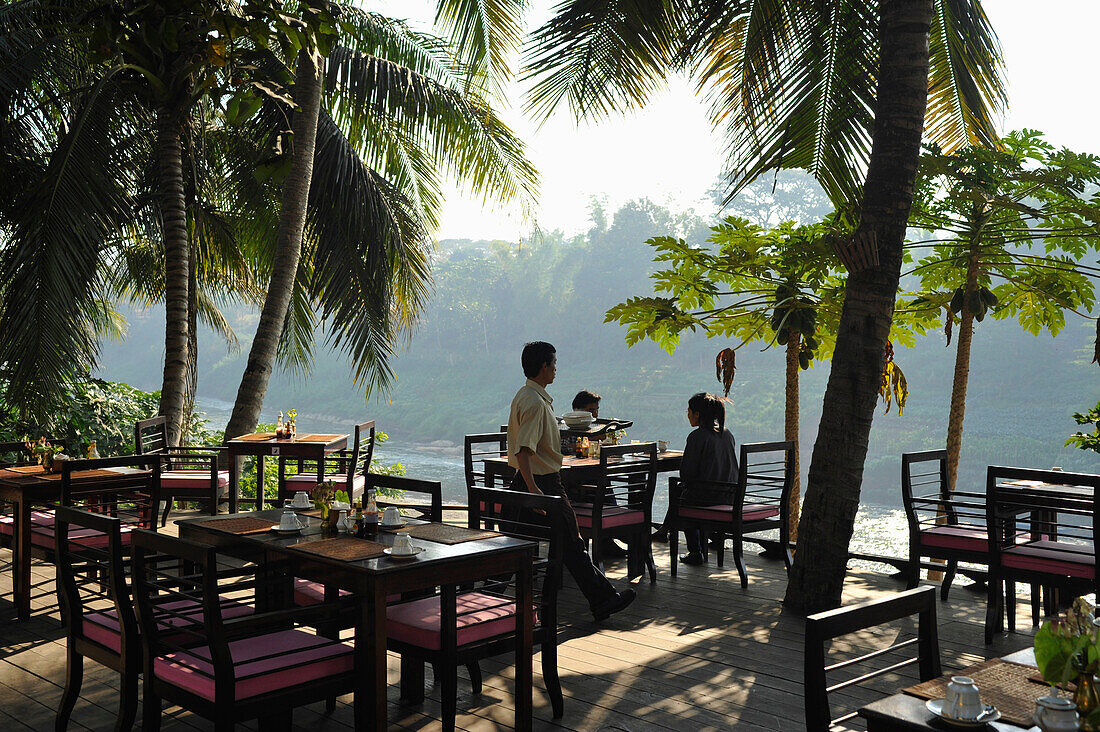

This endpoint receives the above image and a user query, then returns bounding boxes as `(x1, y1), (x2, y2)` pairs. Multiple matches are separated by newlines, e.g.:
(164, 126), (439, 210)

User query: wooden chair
(804, 585), (941, 732)
(570, 442), (658, 582)
(135, 415), (228, 524)
(0, 439), (45, 468)
(279, 420), (375, 505)
(985, 466), (1100, 644)
(387, 486), (566, 730)
(667, 441), (795, 586)
(132, 530), (359, 731)
(464, 432), (512, 491)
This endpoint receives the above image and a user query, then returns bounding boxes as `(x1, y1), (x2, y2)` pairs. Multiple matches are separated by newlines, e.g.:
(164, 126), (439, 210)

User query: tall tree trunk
(157, 109), (190, 447)
(783, 0), (932, 614)
(224, 49), (323, 441)
(945, 245), (980, 490)
(785, 332), (801, 544)
(182, 250), (199, 446)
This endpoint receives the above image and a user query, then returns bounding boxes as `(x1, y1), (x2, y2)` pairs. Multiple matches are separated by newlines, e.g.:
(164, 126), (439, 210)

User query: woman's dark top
(679, 427), (738, 505)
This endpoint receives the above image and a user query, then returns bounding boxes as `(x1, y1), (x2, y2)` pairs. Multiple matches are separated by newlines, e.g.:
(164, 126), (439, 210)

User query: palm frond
(433, 0), (526, 100)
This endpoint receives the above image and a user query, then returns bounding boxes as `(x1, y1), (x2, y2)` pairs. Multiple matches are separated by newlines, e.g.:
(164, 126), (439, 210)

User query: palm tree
(523, 0), (1005, 612)
(223, 4), (538, 441)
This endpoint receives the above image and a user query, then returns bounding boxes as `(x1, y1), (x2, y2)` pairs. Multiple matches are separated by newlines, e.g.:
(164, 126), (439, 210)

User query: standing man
(507, 341), (636, 621)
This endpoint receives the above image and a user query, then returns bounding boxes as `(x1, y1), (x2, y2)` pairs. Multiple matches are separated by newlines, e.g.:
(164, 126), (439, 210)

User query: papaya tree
(607, 217), (844, 540)
(902, 130), (1100, 490)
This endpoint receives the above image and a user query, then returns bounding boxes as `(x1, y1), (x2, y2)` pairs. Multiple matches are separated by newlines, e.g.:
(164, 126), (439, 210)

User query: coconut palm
(222, 4), (538, 441)
(524, 0), (1006, 611)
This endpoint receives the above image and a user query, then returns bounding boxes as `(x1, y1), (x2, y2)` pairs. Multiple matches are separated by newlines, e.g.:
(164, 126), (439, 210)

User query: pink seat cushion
(286, 473), (365, 493)
(918, 524), (988, 552)
(154, 629), (353, 702)
(1001, 540), (1096, 579)
(84, 599), (253, 654)
(1, 511), (140, 551)
(572, 505), (646, 529)
(293, 578), (399, 606)
(678, 504), (780, 523)
(0, 509), (55, 536)
(387, 592), (527, 651)
(160, 470), (229, 490)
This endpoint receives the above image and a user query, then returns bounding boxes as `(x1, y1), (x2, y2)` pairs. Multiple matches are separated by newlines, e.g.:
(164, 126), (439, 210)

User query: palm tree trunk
(783, 0), (932, 614)
(785, 333), (801, 544)
(946, 247), (980, 490)
(156, 109), (190, 447)
(182, 250), (199, 446)
(224, 49), (324, 442)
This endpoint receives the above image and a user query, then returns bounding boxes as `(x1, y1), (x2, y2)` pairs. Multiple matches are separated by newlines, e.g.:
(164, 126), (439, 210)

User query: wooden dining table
(0, 464), (151, 620)
(484, 449), (684, 486)
(224, 432), (348, 513)
(178, 509), (537, 731)
(859, 647), (1042, 731)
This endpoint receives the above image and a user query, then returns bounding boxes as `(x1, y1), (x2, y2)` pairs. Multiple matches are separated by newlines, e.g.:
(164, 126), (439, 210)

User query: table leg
(515, 552), (533, 731)
(257, 455), (266, 511)
(355, 583), (388, 731)
(13, 498), (30, 620)
(229, 451), (239, 515)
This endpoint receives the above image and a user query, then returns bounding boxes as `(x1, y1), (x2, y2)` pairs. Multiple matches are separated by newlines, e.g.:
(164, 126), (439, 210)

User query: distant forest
(95, 173), (1099, 505)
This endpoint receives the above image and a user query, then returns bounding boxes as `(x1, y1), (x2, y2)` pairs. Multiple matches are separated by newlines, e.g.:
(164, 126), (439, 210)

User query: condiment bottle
(86, 441), (100, 460)
(363, 490), (380, 537)
(275, 412), (285, 438)
(336, 509), (349, 533)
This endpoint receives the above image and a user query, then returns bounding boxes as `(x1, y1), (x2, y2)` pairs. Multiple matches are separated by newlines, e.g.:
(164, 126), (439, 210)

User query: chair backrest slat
(366, 473), (443, 522)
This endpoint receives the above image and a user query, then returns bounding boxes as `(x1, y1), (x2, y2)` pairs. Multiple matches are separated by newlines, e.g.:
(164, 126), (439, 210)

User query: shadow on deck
(0, 512), (1034, 730)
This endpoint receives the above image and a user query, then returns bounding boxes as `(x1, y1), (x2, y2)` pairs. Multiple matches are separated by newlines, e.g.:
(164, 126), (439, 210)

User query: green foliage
(1066, 401), (1100, 454)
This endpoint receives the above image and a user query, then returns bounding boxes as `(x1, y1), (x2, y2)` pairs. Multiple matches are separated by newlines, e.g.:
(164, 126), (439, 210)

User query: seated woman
(675, 392), (738, 565)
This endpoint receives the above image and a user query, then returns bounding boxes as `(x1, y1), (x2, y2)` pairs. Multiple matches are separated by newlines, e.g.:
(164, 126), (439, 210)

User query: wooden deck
(0, 512), (1035, 731)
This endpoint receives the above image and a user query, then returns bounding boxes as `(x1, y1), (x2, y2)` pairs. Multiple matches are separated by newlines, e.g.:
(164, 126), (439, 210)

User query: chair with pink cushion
(984, 466), (1100, 644)
(570, 441), (658, 581)
(667, 441), (795, 586)
(388, 487), (567, 729)
(135, 416), (229, 525)
(278, 420), (375, 505)
(132, 530), (359, 730)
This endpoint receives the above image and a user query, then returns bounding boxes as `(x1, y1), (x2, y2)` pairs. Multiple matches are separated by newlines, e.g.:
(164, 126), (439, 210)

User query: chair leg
(542, 643), (564, 719)
(715, 535), (724, 568)
(984, 576), (1001, 645)
(1007, 580), (1017, 634)
(645, 543), (657, 584)
(906, 548), (920, 590)
(731, 539), (748, 589)
(1031, 583), (1042, 626)
(116, 666), (138, 732)
(142, 680), (162, 732)
(590, 532), (604, 572)
(160, 495), (173, 527)
(441, 665), (458, 732)
(55, 648), (82, 732)
(466, 661), (482, 695)
(940, 560), (957, 602)
(669, 528), (678, 577)
(400, 657), (425, 705)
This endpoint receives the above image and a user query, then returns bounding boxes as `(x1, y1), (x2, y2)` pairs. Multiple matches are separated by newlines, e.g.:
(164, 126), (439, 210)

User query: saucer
(925, 699), (999, 727)
(384, 546), (424, 559)
(290, 501), (314, 510)
(271, 525), (302, 534)
(380, 521), (407, 530)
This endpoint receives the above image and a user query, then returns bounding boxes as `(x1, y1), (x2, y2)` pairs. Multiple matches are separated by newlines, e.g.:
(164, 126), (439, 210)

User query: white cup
(1034, 695), (1079, 731)
(657, 440), (669, 453)
(292, 491), (311, 507)
(392, 532), (414, 555)
(382, 507), (402, 526)
(279, 507), (303, 531)
(945, 676), (982, 720)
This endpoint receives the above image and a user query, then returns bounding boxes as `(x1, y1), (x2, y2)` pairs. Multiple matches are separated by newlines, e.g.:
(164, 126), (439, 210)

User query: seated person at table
(677, 392), (738, 566)
(572, 390), (601, 418)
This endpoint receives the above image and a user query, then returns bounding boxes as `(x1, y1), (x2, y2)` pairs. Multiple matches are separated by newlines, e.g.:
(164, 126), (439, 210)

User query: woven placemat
(197, 516), (274, 535)
(904, 658), (1039, 727)
(404, 523), (500, 545)
(294, 433), (345, 443)
(233, 433), (276, 442)
(40, 468), (135, 481)
(288, 537), (385, 561)
(7, 465), (47, 475)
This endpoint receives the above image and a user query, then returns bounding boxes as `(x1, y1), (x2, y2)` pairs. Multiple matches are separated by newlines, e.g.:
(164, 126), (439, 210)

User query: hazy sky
(373, 2), (1100, 241)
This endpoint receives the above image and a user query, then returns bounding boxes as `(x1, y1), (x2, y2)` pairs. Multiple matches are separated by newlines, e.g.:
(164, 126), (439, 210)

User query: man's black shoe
(598, 540), (628, 559)
(592, 589), (636, 622)
(679, 552), (705, 566)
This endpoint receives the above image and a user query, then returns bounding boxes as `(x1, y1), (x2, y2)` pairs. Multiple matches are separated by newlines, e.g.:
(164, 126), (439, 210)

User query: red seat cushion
(2, 511), (141, 552)
(572, 505), (646, 529)
(678, 504), (780, 523)
(1001, 540), (1095, 579)
(293, 578), (399, 607)
(918, 523), (988, 552)
(84, 599), (253, 654)
(286, 473), (365, 494)
(153, 629), (353, 702)
(0, 509), (55, 536)
(387, 592), (527, 651)
(160, 470), (229, 490)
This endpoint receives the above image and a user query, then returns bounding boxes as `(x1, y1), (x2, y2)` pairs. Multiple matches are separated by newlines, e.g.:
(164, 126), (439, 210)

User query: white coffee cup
(945, 676), (982, 720)
(382, 507), (402, 526)
(392, 532), (414, 555)
(292, 491), (311, 507)
(657, 440), (669, 453)
(279, 507), (303, 531)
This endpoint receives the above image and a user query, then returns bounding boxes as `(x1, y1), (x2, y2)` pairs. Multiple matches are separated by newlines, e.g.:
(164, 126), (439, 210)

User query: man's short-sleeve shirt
(507, 379), (563, 475)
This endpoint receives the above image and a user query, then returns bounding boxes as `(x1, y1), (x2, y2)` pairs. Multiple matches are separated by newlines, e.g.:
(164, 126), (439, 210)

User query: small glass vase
(1075, 673), (1100, 729)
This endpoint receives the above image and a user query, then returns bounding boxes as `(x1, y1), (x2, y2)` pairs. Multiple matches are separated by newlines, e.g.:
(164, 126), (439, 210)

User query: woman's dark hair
(572, 390), (602, 410)
(688, 392), (725, 432)
(521, 341), (556, 378)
